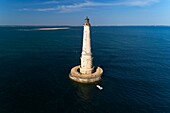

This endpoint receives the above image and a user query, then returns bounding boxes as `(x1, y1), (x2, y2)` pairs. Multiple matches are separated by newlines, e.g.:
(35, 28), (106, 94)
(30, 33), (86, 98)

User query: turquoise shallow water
(0, 26), (170, 113)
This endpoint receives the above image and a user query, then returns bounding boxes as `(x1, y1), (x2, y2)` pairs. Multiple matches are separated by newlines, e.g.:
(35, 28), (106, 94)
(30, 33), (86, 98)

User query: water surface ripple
(0, 26), (170, 113)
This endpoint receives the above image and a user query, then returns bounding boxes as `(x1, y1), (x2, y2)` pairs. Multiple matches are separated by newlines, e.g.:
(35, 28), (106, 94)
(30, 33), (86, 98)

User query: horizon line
(1, 24), (170, 27)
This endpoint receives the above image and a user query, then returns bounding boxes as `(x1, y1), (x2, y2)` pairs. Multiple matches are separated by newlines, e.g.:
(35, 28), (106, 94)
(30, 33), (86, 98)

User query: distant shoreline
(36, 27), (69, 30)
(0, 25), (170, 27)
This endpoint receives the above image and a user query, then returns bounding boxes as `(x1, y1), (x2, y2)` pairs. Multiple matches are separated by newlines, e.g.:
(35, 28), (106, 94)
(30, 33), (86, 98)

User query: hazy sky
(0, 0), (170, 25)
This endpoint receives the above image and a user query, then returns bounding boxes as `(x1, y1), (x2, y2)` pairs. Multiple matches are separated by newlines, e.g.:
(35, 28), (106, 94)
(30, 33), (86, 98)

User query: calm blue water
(0, 26), (170, 113)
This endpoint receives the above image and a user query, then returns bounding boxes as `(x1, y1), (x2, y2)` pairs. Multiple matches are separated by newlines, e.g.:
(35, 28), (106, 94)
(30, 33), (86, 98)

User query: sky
(0, 0), (170, 26)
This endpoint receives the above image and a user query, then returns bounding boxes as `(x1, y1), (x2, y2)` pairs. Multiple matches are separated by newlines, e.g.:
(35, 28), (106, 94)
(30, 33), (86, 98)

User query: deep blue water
(0, 26), (170, 113)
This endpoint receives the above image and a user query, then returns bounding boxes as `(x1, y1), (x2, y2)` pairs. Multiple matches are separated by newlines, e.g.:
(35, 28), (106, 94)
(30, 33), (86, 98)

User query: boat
(96, 85), (103, 90)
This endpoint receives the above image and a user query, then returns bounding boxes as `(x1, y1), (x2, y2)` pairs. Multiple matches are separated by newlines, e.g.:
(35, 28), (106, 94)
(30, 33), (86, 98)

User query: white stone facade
(80, 18), (93, 74)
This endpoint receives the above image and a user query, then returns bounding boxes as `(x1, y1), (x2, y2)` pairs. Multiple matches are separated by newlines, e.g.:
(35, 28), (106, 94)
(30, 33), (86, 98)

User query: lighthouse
(80, 17), (93, 74)
(69, 17), (103, 83)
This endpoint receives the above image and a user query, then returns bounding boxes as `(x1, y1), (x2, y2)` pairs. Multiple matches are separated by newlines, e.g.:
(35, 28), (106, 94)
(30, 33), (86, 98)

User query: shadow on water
(66, 80), (103, 113)
(72, 81), (99, 102)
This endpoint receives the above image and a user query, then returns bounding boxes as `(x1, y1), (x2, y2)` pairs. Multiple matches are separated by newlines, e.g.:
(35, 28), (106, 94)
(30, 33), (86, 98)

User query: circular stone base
(69, 65), (103, 83)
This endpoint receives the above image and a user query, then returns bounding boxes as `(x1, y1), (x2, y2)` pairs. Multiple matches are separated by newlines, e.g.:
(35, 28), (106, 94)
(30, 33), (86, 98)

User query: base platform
(69, 65), (103, 83)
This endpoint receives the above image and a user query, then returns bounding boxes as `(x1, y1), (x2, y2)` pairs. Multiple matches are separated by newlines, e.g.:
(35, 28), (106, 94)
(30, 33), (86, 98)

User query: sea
(0, 26), (170, 113)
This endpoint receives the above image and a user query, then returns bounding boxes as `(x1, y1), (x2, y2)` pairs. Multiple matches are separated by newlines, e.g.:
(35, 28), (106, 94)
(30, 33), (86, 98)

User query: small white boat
(96, 85), (103, 90)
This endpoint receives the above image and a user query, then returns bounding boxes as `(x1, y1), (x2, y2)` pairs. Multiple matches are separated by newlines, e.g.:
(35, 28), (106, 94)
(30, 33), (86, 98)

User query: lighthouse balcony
(69, 65), (103, 83)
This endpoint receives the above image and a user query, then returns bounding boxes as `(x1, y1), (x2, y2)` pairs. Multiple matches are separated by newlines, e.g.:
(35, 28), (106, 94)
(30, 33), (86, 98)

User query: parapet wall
(69, 65), (103, 83)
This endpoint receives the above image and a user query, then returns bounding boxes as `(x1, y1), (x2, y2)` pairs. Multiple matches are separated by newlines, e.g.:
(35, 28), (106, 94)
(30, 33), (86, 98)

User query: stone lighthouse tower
(69, 17), (103, 83)
(80, 17), (93, 74)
